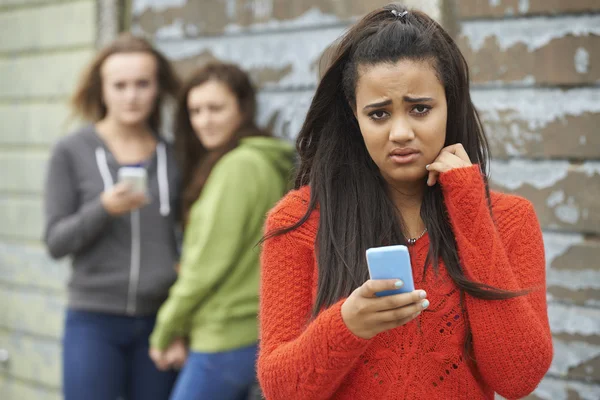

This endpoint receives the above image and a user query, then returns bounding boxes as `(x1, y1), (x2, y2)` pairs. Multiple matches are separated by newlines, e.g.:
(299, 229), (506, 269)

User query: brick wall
(456, 1), (600, 398)
(133, 0), (600, 399)
(0, 0), (97, 398)
(2, 0), (598, 399)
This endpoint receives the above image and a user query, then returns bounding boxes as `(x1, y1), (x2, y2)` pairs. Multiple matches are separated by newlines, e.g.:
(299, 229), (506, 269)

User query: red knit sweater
(257, 165), (553, 400)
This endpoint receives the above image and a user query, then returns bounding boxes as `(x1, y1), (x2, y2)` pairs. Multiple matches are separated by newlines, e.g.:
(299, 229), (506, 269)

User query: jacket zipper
(126, 210), (141, 314)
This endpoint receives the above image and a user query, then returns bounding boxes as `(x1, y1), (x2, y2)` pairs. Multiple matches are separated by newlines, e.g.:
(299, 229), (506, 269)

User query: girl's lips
(389, 152), (420, 164)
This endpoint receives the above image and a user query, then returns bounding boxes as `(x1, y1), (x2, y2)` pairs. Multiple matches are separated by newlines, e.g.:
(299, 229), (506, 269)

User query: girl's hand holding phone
(341, 280), (429, 340)
(101, 182), (148, 216)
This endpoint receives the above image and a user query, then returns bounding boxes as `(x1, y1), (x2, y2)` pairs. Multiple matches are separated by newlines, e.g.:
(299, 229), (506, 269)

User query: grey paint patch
(546, 191), (565, 208)
(575, 47), (590, 74)
(541, 232), (600, 292)
(534, 376), (600, 400)
(133, 0), (187, 15)
(548, 303), (600, 336)
(155, 18), (184, 39)
(580, 162), (600, 177)
(555, 198), (580, 224)
(224, 7), (343, 34)
(551, 338), (600, 376)
(518, 0), (530, 14)
(256, 90), (314, 138)
(472, 87), (600, 131)
(489, 160), (570, 190)
(156, 27), (345, 89)
(489, 0), (500, 7)
(461, 15), (600, 51)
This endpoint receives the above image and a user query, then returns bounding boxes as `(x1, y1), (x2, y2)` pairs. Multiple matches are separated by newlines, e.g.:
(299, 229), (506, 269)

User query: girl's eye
(114, 82), (126, 90)
(137, 80), (150, 88)
(413, 105), (431, 115)
(369, 110), (389, 121)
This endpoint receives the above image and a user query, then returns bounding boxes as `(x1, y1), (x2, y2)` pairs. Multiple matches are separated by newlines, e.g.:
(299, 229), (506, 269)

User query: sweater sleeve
(150, 152), (260, 350)
(43, 140), (111, 259)
(439, 165), (553, 399)
(257, 204), (370, 400)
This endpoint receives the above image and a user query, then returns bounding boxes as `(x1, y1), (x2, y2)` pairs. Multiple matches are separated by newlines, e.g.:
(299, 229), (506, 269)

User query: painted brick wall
(132, 0), (600, 399)
(2, 0), (598, 399)
(456, 1), (600, 398)
(0, 0), (97, 398)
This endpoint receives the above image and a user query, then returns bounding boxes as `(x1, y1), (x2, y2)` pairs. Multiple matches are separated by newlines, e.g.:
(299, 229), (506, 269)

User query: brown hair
(174, 62), (268, 224)
(70, 32), (180, 133)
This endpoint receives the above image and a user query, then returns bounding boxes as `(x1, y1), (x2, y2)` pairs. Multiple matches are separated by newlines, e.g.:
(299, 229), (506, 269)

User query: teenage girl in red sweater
(257, 4), (552, 400)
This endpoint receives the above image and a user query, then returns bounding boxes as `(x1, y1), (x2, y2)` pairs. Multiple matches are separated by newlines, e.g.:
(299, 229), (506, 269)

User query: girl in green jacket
(149, 62), (295, 400)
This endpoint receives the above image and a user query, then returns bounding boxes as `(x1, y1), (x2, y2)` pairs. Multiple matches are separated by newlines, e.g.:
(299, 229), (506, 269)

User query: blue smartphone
(366, 245), (415, 297)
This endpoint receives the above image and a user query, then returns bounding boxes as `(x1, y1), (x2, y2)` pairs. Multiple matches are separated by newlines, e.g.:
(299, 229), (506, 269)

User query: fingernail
(419, 290), (427, 299)
(394, 280), (404, 288)
(414, 311), (422, 318)
(422, 299), (430, 309)
(425, 164), (430, 170)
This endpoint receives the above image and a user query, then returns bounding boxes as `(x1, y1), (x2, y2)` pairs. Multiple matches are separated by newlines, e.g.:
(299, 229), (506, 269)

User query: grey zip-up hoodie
(43, 125), (179, 316)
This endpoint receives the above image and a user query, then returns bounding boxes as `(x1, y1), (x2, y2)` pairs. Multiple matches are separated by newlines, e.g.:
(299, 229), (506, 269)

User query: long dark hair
(268, 3), (525, 352)
(174, 62), (268, 224)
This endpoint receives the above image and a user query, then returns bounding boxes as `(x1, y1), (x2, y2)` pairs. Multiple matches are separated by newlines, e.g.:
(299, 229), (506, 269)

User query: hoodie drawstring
(95, 147), (114, 190)
(156, 142), (170, 217)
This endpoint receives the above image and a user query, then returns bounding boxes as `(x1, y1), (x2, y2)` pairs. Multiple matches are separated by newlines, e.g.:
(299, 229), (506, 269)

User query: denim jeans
(63, 309), (177, 400)
(169, 343), (258, 400)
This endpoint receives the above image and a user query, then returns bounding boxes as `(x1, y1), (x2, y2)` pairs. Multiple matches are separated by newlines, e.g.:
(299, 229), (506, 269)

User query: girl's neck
(96, 117), (153, 143)
(386, 181), (427, 240)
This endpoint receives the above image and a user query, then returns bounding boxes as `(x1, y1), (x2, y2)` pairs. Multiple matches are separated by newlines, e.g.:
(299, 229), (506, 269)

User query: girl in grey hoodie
(43, 33), (181, 400)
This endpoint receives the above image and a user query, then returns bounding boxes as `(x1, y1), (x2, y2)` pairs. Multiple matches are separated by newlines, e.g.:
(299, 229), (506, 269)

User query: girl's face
(187, 80), (243, 150)
(354, 59), (447, 188)
(101, 52), (159, 127)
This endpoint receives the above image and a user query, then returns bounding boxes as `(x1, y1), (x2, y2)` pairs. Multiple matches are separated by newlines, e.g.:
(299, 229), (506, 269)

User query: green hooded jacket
(150, 136), (295, 352)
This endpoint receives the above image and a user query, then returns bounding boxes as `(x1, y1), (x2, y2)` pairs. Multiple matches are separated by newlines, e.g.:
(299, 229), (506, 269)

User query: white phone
(366, 245), (415, 297)
(118, 167), (147, 194)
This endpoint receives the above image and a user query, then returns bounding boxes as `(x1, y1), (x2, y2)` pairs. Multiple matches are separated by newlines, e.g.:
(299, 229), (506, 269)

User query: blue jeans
(170, 344), (258, 400)
(63, 309), (177, 400)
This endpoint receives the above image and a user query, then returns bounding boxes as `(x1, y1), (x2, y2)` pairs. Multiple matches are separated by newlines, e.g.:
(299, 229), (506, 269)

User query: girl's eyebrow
(363, 96), (434, 111)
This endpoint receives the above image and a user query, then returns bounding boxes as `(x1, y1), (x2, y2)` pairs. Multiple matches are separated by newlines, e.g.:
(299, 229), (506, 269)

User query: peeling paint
(224, 7), (342, 34)
(256, 90), (314, 138)
(461, 15), (600, 52)
(185, 23), (199, 36)
(489, 160), (570, 190)
(250, 0), (273, 20)
(156, 27), (345, 88)
(132, 0), (187, 16)
(546, 191), (565, 208)
(548, 302), (600, 336)
(542, 232), (584, 266)
(555, 200), (580, 224)
(518, 0), (530, 14)
(547, 267), (600, 290)
(155, 18), (184, 39)
(551, 339), (600, 376)
(578, 162), (600, 177)
(534, 376), (600, 400)
(225, 0), (236, 20)
(579, 135), (587, 145)
(471, 87), (600, 131)
(489, 0), (500, 7)
(575, 47), (590, 74)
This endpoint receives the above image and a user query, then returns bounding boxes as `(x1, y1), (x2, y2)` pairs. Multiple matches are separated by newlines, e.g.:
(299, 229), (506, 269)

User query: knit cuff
(439, 164), (483, 193)
(322, 300), (371, 352)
